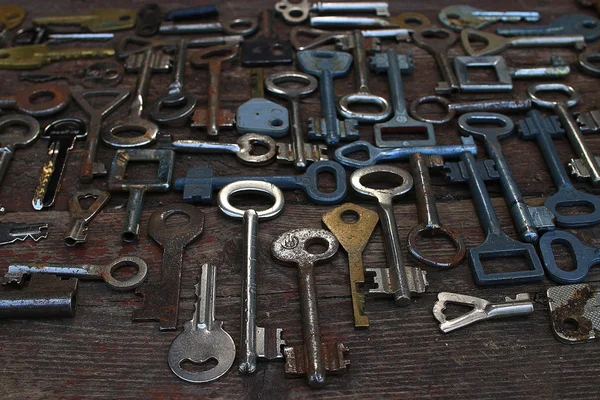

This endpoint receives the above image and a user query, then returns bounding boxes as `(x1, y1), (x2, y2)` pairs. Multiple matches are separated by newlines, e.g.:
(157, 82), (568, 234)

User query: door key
(0, 84), (70, 117)
(412, 26), (460, 95)
(33, 8), (137, 32)
(439, 5), (540, 31)
(496, 14), (600, 42)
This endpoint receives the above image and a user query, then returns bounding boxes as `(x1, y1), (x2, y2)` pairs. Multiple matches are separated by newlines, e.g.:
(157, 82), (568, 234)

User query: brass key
(33, 9), (136, 32)
(0, 5), (25, 30)
(0, 45), (114, 70)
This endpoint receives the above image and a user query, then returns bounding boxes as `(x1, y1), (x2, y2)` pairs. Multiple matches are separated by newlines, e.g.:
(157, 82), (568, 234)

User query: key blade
(0, 222), (49, 246)
(33, 9), (136, 32)
(461, 29), (507, 56)
(0, 45), (114, 70)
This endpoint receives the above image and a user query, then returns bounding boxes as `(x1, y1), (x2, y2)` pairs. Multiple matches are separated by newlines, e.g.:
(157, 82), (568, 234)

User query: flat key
(12, 27), (114, 46)
(241, 10), (293, 66)
(218, 181), (285, 374)
(0, 222), (48, 246)
(168, 263), (236, 382)
(350, 166), (428, 305)
(412, 27), (460, 95)
(4, 256), (147, 291)
(540, 231), (600, 284)
(0, 84), (70, 118)
(21, 61), (125, 89)
(322, 203), (379, 328)
(175, 161), (347, 205)
(64, 188), (111, 246)
(159, 18), (258, 37)
(439, 5), (540, 31)
(32, 118), (87, 211)
(497, 14), (600, 42)
(297, 50), (359, 145)
(272, 228), (349, 387)
(33, 8), (137, 32)
(461, 29), (586, 57)
(0, 45), (115, 70)
(133, 204), (204, 331)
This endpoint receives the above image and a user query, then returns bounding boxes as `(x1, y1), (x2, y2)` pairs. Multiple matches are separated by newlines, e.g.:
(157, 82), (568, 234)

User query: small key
(497, 14), (600, 42)
(265, 71), (327, 170)
(540, 231), (600, 284)
(12, 27), (114, 46)
(21, 62), (125, 89)
(32, 118), (87, 211)
(433, 292), (534, 333)
(4, 256), (147, 292)
(175, 161), (347, 205)
(272, 228), (349, 387)
(350, 166), (428, 305)
(218, 181), (285, 374)
(439, 5), (540, 31)
(159, 18), (258, 36)
(461, 29), (586, 57)
(0, 44), (115, 70)
(322, 203), (379, 328)
(297, 50), (359, 145)
(133, 204), (204, 331)
(0, 84), (70, 117)
(33, 8), (137, 32)
(276, 1), (389, 24)
(190, 44), (239, 136)
(412, 26), (460, 95)
(0, 222), (48, 246)
(547, 284), (600, 343)
(64, 188), (111, 246)
(242, 10), (293, 66)
(0, 5), (25, 30)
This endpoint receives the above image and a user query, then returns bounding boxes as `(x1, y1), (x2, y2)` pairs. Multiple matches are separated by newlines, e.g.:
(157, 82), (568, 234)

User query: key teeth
(528, 206), (555, 231)
(307, 117), (320, 139)
(407, 266), (428, 295)
(283, 342), (350, 377)
(369, 53), (389, 73)
(568, 158), (590, 180)
(341, 119), (359, 140)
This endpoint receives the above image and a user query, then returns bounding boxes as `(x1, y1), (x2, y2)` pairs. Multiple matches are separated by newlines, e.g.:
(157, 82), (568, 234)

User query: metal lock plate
(454, 56), (513, 92)
(235, 98), (289, 137)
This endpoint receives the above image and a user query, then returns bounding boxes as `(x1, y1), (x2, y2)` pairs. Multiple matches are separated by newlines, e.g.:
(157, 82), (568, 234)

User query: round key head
(147, 204), (205, 248)
(527, 83), (580, 109)
(407, 224), (466, 268)
(271, 228), (338, 267)
(350, 165), (413, 204)
(235, 133), (277, 165)
(222, 17), (259, 36)
(102, 256), (148, 291)
(14, 83), (70, 117)
(296, 50), (353, 77)
(0, 114), (40, 148)
(265, 71), (318, 100)
(458, 112), (514, 141)
(41, 117), (87, 141)
(410, 95), (453, 125)
(102, 117), (159, 148)
(218, 180), (284, 220)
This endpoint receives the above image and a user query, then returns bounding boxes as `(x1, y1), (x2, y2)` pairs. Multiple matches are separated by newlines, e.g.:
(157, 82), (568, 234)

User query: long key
(33, 8), (137, 32)
(0, 222), (48, 246)
(322, 203), (379, 328)
(527, 83), (600, 187)
(0, 84), (70, 118)
(497, 14), (600, 42)
(350, 166), (428, 305)
(0, 45), (115, 70)
(133, 204), (205, 331)
(439, 5), (540, 31)
(241, 10), (293, 66)
(519, 110), (600, 227)
(461, 29), (586, 57)
(265, 71), (327, 170)
(21, 62), (125, 89)
(272, 228), (349, 387)
(218, 181), (285, 374)
(176, 161), (346, 205)
(13, 27), (114, 46)
(369, 48), (435, 147)
(159, 18), (258, 37)
(64, 188), (111, 246)
(276, 1), (389, 24)
(412, 26), (460, 95)
(190, 44), (239, 136)
(4, 256), (147, 291)
(32, 118), (87, 211)
(458, 113), (555, 243)
(168, 263), (236, 383)
(297, 50), (359, 145)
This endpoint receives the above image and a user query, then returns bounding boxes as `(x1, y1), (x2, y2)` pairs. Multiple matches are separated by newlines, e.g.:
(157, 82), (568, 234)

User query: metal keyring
(410, 95), (453, 125)
(217, 180), (284, 220)
(527, 83), (580, 109)
(104, 256), (148, 291)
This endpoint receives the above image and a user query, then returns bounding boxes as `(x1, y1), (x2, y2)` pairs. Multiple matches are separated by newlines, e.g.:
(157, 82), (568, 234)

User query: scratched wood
(1, 0), (600, 399)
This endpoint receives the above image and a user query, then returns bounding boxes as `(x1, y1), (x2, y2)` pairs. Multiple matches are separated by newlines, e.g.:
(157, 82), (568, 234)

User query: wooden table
(2, 0), (600, 398)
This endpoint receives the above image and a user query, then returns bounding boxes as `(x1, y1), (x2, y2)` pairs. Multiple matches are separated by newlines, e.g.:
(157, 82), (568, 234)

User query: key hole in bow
(123, 160), (159, 182)
(341, 210), (360, 224)
(0, 120), (30, 138)
(359, 171), (406, 190)
(379, 126), (430, 142)
(561, 317), (580, 332)
(29, 90), (56, 105)
(550, 241), (577, 272)
(463, 33), (489, 53)
(304, 237), (329, 255)
(479, 253), (533, 275)
(179, 358), (219, 372)
(110, 261), (141, 281)
(317, 170), (335, 194)
(164, 210), (191, 228)
(412, 230), (461, 260)
(555, 203), (595, 217)
(466, 66), (500, 83)
(229, 191), (276, 212)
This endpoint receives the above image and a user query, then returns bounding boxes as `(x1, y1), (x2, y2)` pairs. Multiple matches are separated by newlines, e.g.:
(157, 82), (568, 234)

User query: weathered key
(439, 5), (540, 31)
(412, 26), (460, 95)
(135, 3), (162, 37)
(116, 35), (243, 59)
(547, 284), (600, 343)
(133, 204), (204, 331)
(159, 18), (258, 36)
(218, 181), (285, 374)
(297, 50), (359, 145)
(73, 88), (130, 182)
(108, 149), (174, 242)
(309, 15), (409, 28)
(12, 27), (114, 46)
(276, 0), (389, 24)
(64, 188), (111, 246)
(0, 44), (115, 70)
(0, 222), (48, 246)
(33, 8), (137, 32)
(350, 166), (428, 305)
(578, 51), (600, 77)
(242, 10), (293, 66)
(496, 14), (600, 42)
(168, 263), (235, 382)
(290, 27), (411, 51)
(32, 118), (87, 211)
(272, 228), (349, 387)
(369, 48), (435, 147)
(21, 61), (125, 89)
(4, 256), (148, 291)
(0, 84), (70, 117)
(433, 292), (534, 332)
(190, 44), (239, 136)
(322, 203), (378, 328)
(576, 109), (600, 132)
(0, 5), (25, 30)
(175, 161), (347, 205)
(265, 71), (327, 169)
(539, 230), (600, 284)
(519, 110), (600, 228)
(461, 29), (586, 57)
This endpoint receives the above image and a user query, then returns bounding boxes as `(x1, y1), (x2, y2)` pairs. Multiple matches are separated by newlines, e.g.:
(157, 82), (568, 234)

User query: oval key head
(458, 112), (515, 141)
(412, 27), (458, 52)
(102, 117), (159, 148)
(265, 71), (318, 100)
(527, 83), (580, 109)
(338, 92), (391, 123)
(0, 5), (25, 30)
(544, 187), (600, 228)
(396, 12), (432, 31)
(222, 18), (259, 36)
(235, 133), (277, 165)
(539, 230), (600, 284)
(296, 50), (353, 77)
(190, 44), (239, 68)
(410, 95), (454, 125)
(350, 165), (414, 204)
(301, 161), (347, 205)
(0, 114), (40, 148)
(102, 256), (148, 291)
(42, 117), (88, 141)
(14, 83), (70, 117)
(407, 224), (466, 268)
(218, 180), (284, 220)
(150, 92), (197, 124)
(148, 204), (205, 248)
(578, 51), (600, 77)
(271, 228), (339, 267)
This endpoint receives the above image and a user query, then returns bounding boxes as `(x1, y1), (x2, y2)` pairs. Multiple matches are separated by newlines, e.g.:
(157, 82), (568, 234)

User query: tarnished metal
(21, 62), (125, 89)
(412, 26), (459, 95)
(539, 231), (600, 284)
(496, 14), (600, 41)
(0, 44), (115, 70)
(578, 51), (600, 76)
(135, 3), (162, 37)
(290, 27), (410, 51)
(0, 83), (70, 117)
(64, 188), (111, 246)
(33, 8), (137, 32)
(439, 5), (539, 31)
(116, 35), (243, 59)
(547, 284), (600, 343)
(12, 27), (114, 46)
(0, 222), (48, 246)
(275, 0), (389, 24)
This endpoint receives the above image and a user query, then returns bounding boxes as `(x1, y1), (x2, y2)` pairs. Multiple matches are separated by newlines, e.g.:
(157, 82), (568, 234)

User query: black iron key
(241, 10), (293, 66)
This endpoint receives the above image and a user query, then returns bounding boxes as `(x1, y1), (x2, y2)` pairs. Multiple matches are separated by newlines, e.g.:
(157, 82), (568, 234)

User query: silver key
(159, 18), (258, 36)
(439, 5), (540, 31)
(168, 263), (236, 383)
(496, 14), (600, 42)
(64, 188), (110, 246)
(276, 1), (389, 24)
(218, 181), (285, 374)
(433, 292), (534, 333)
(548, 284), (600, 344)
(0, 222), (48, 246)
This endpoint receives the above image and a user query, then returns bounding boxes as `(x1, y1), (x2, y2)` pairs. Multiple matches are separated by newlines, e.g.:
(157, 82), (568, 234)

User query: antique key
(0, 222), (48, 246)
(168, 263), (235, 383)
(64, 188), (111, 246)
(496, 14), (600, 42)
(0, 5), (25, 30)
(412, 26), (460, 95)
(241, 10), (293, 66)
(32, 118), (87, 211)
(0, 44), (115, 70)
(272, 228), (349, 387)
(275, 1), (389, 24)
(0, 115), (40, 197)
(547, 284), (600, 343)
(539, 230), (600, 284)
(322, 203), (379, 328)
(439, 5), (540, 31)
(12, 27), (114, 46)
(0, 84), (70, 117)
(20, 62), (125, 89)
(133, 204), (205, 331)
(218, 181), (285, 374)
(33, 8), (137, 32)
(159, 18), (258, 36)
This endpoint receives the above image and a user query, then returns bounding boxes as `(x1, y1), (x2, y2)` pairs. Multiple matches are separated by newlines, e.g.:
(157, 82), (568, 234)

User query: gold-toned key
(0, 44), (114, 69)
(0, 5), (25, 30)
(33, 8), (136, 32)
(322, 203), (379, 329)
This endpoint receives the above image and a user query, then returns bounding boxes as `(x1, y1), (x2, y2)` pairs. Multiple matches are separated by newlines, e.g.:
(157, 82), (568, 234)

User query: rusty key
(133, 204), (205, 331)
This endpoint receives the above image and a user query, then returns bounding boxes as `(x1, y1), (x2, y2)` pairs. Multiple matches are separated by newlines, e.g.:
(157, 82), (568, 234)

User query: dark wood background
(2, 0), (600, 399)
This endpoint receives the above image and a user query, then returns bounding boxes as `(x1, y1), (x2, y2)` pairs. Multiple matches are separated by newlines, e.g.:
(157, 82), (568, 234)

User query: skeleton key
(168, 263), (236, 383)
(322, 203), (379, 328)
(0, 84), (70, 118)
(0, 115), (40, 195)
(272, 228), (349, 387)
(412, 26), (460, 95)
(159, 18), (258, 36)
(190, 44), (239, 136)
(496, 14), (600, 42)
(20, 62), (125, 89)
(275, 0), (389, 24)
(439, 5), (540, 31)
(133, 204), (205, 331)
(12, 27), (114, 46)
(0, 222), (48, 246)
(33, 8), (137, 32)
(64, 188), (111, 246)
(218, 181), (285, 374)
(0, 5), (25, 30)
(0, 44), (115, 70)
(241, 10), (293, 66)
(32, 118), (87, 211)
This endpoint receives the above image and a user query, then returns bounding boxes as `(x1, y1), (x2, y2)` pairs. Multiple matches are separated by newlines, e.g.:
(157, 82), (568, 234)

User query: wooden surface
(2, 0), (600, 399)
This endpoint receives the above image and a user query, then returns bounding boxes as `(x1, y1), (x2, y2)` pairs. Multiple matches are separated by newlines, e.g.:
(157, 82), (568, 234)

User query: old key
(439, 5), (539, 31)
(64, 188), (111, 246)
(33, 8), (136, 32)
(241, 10), (293, 66)
(412, 26), (460, 95)
(0, 84), (70, 118)
(0, 44), (115, 70)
